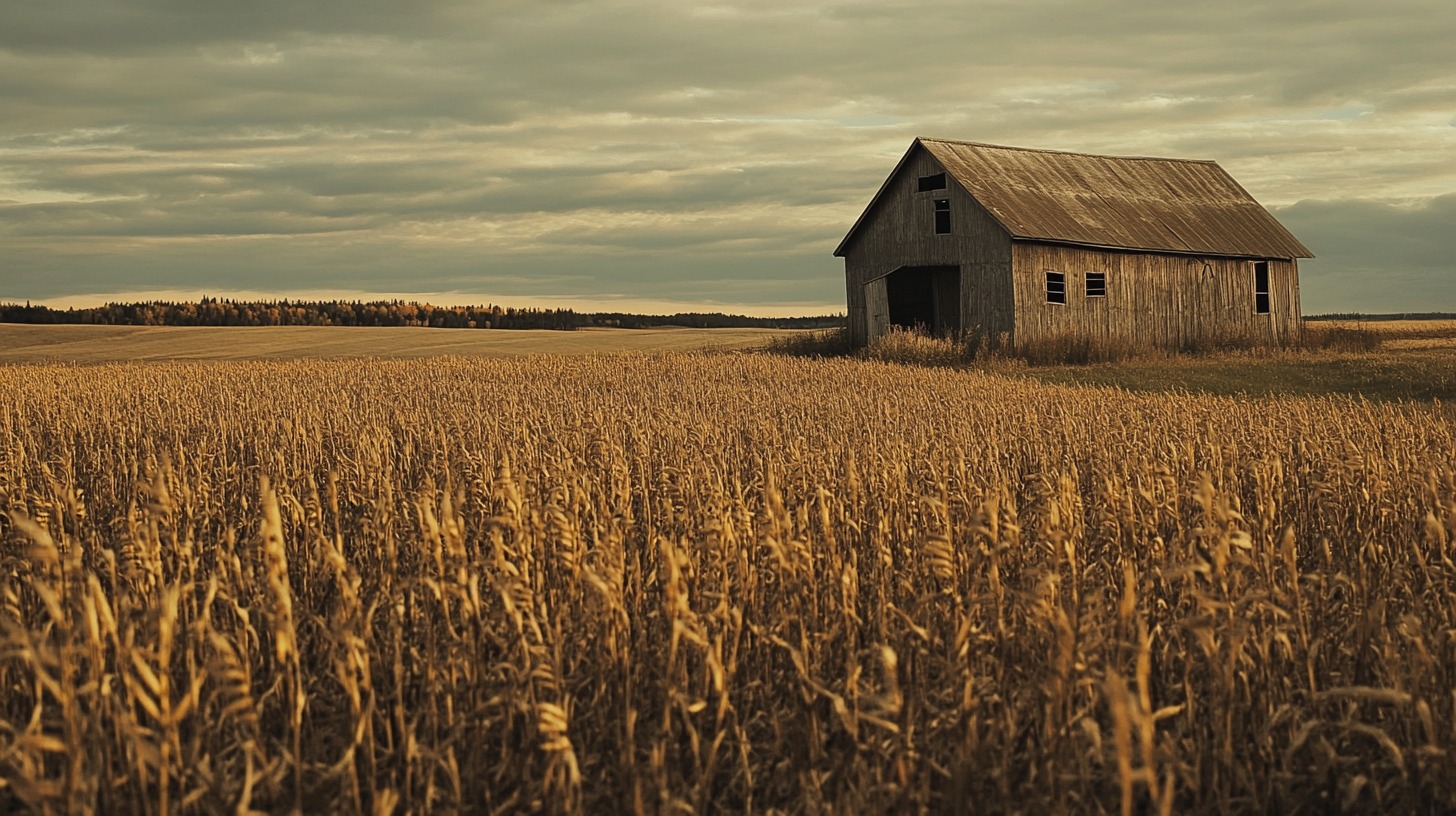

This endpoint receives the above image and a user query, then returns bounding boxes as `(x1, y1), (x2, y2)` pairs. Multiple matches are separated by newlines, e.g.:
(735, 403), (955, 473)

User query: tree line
(1307, 312), (1456, 321)
(0, 298), (846, 331)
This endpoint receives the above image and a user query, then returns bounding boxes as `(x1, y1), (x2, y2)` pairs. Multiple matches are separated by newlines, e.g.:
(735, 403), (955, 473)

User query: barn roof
(834, 138), (1313, 259)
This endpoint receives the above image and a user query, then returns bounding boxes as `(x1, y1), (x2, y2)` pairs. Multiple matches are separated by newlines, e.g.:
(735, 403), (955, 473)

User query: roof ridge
(917, 137), (1217, 165)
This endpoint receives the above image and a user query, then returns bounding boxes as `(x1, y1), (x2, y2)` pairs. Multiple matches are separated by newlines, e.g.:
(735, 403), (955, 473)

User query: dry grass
(858, 326), (989, 366)
(1298, 324), (1383, 353)
(1026, 347), (1456, 402)
(758, 326), (853, 358)
(841, 322), (1384, 370)
(3, 354), (1455, 814)
(1320, 319), (1456, 337)
(1315, 320), (1456, 352)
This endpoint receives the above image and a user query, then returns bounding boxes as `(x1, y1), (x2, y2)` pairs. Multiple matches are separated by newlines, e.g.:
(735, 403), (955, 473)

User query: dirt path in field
(0, 323), (797, 363)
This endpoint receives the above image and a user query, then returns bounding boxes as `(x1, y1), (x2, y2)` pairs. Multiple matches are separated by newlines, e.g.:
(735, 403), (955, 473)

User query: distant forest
(0, 298), (846, 331)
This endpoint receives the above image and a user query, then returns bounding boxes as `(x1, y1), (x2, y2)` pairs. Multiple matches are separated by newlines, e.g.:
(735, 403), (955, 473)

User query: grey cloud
(0, 0), (464, 54)
(0, 197), (379, 238)
(0, 41), (522, 135)
(2, 230), (842, 307)
(1276, 195), (1456, 312)
(1, 140), (846, 238)
(1, 0), (1454, 311)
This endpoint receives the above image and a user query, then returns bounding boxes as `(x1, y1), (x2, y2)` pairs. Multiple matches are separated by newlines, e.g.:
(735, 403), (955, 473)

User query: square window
(1085, 271), (1106, 297)
(918, 172), (946, 192)
(1046, 271), (1066, 304)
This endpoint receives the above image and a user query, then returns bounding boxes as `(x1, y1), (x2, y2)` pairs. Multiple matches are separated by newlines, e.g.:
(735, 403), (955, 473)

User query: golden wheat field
(2, 353), (1455, 814)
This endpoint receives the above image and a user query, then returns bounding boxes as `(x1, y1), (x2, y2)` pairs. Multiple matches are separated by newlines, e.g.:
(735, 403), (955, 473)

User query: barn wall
(846, 260), (868, 345)
(1010, 243), (1301, 348)
(840, 146), (1014, 346)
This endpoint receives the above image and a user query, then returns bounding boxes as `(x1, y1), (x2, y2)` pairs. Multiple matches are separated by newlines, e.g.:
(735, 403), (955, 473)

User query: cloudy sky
(1, 0), (1453, 315)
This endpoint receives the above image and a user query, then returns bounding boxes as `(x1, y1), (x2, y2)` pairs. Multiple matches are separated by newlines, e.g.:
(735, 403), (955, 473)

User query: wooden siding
(1010, 243), (1302, 348)
(845, 270), (868, 345)
(841, 145), (1013, 345)
(932, 268), (960, 333)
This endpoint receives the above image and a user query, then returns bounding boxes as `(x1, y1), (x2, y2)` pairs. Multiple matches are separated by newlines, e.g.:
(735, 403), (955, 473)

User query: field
(0, 324), (796, 363)
(3, 333), (1456, 813)
(1321, 319), (1456, 350)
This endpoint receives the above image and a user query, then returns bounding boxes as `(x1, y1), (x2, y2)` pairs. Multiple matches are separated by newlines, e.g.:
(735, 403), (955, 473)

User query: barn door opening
(886, 265), (960, 336)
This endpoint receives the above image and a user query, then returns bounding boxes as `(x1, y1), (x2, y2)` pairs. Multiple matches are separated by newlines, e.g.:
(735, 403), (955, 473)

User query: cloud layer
(2, 0), (1453, 312)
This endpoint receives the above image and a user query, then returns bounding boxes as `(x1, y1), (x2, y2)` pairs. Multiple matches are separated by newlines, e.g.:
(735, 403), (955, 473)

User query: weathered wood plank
(1010, 244), (1301, 348)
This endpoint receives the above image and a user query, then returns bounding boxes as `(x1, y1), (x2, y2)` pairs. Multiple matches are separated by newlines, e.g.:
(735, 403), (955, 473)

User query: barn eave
(1008, 236), (1313, 262)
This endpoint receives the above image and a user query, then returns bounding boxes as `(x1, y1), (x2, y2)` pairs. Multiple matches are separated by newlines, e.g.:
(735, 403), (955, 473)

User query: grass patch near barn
(1020, 321), (1456, 401)
(1023, 348), (1456, 401)
(781, 320), (1455, 402)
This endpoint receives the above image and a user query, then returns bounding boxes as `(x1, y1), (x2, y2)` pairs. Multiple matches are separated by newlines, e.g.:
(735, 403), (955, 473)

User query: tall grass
(2, 354), (1453, 813)
(1300, 322), (1384, 352)
(833, 322), (1386, 368)
(858, 326), (988, 366)
(758, 326), (852, 358)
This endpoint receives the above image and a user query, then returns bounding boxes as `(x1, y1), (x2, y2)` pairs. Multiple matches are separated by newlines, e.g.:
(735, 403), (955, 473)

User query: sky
(1, 0), (1453, 316)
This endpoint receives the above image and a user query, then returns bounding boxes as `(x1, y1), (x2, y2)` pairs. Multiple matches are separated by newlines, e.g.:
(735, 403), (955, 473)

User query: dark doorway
(886, 265), (960, 336)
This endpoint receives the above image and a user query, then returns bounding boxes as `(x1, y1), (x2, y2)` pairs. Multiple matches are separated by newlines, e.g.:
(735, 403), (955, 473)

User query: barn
(834, 138), (1314, 350)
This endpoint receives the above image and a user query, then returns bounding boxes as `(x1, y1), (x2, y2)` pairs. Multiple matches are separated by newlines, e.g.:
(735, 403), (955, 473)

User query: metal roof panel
(836, 138), (1313, 259)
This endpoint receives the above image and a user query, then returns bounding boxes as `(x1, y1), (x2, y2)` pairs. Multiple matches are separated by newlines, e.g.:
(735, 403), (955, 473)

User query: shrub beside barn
(835, 138), (1313, 350)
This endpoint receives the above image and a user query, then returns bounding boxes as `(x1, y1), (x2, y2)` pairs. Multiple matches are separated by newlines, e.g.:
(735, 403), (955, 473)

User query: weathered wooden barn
(835, 138), (1313, 349)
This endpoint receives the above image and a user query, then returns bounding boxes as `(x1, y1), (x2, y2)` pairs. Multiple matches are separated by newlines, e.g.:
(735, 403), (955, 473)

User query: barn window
(1253, 261), (1270, 314)
(1046, 271), (1066, 304)
(1085, 271), (1106, 297)
(933, 199), (951, 234)
(917, 172), (946, 192)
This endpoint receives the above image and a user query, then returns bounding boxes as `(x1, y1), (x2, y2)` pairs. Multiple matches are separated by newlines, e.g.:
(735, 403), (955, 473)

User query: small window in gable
(1046, 271), (1066, 304)
(917, 172), (946, 192)
(933, 199), (951, 234)
(1253, 261), (1271, 314)
(1085, 271), (1106, 297)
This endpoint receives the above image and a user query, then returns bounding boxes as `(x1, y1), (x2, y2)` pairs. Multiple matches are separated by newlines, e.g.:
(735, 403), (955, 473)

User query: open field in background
(1320, 318), (1456, 336)
(3, 354), (1456, 814)
(1318, 319), (1456, 352)
(0, 323), (797, 363)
